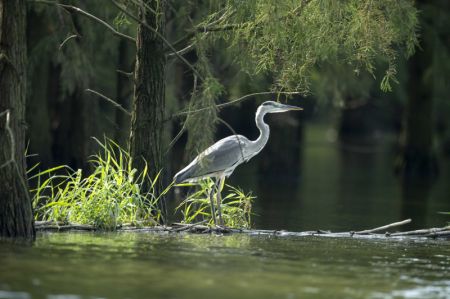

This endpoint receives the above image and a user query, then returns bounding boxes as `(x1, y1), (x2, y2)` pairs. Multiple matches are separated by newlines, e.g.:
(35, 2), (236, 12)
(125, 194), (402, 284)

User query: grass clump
(30, 138), (165, 230)
(176, 179), (254, 229)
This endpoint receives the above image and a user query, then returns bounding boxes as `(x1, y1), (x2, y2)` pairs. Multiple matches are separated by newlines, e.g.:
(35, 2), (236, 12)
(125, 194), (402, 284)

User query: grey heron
(174, 101), (303, 226)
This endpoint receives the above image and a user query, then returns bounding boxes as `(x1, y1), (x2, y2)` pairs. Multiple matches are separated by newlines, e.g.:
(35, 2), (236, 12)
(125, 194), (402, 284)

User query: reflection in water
(256, 177), (301, 230)
(0, 233), (449, 299)
(232, 123), (450, 231)
(400, 177), (435, 230)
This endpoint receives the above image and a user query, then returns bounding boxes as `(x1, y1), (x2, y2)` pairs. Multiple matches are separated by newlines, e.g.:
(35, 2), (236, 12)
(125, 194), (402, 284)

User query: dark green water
(1, 232), (449, 299)
(231, 123), (450, 231)
(2, 123), (449, 299)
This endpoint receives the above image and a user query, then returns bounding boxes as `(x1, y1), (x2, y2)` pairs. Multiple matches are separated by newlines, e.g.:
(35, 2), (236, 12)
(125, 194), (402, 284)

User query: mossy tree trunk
(130, 0), (166, 192)
(0, 0), (35, 239)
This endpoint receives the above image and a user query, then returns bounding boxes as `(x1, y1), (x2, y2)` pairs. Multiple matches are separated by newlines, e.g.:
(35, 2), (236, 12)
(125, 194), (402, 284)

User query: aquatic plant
(176, 179), (254, 228)
(30, 138), (167, 230)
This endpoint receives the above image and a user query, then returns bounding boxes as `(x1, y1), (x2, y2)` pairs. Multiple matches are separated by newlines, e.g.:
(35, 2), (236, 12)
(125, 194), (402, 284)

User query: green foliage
(176, 179), (254, 228)
(30, 138), (166, 230)
(201, 0), (419, 93)
(184, 34), (225, 159)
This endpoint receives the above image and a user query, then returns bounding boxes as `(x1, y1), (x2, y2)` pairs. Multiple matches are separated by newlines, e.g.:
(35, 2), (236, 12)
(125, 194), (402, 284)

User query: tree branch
(116, 69), (134, 77)
(172, 91), (303, 118)
(86, 89), (131, 116)
(59, 34), (79, 50)
(30, 0), (136, 44)
(111, 0), (204, 81)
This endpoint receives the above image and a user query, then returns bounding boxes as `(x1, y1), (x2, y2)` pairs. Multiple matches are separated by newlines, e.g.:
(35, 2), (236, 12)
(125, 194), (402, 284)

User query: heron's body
(174, 101), (302, 226)
(174, 135), (252, 183)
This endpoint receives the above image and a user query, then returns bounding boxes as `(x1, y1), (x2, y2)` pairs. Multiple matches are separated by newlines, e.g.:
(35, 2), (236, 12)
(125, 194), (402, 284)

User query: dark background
(25, 1), (450, 230)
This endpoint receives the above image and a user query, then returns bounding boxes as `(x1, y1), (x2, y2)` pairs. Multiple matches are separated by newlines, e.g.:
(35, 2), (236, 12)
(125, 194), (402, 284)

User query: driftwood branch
(34, 219), (450, 239)
(354, 219), (412, 235)
(389, 226), (450, 237)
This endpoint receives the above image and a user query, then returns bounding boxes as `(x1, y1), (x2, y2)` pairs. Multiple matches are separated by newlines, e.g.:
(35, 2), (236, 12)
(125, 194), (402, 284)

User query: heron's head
(260, 101), (303, 113)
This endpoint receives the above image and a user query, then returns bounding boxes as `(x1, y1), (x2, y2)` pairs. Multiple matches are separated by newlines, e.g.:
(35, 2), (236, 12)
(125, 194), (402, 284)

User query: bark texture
(0, 0), (35, 239)
(130, 0), (166, 191)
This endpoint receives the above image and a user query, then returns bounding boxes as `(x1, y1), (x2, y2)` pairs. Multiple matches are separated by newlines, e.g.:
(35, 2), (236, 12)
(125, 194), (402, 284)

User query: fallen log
(34, 219), (450, 239)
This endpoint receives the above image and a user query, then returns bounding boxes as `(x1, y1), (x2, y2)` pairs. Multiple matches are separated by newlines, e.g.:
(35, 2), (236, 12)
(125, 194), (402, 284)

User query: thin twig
(355, 219), (412, 235)
(165, 74), (198, 154)
(59, 34), (79, 50)
(86, 89), (131, 116)
(170, 9), (236, 50)
(111, 0), (203, 81)
(172, 91), (302, 118)
(116, 69), (134, 77)
(31, 0), (135, 44)
(128, 0), (157, 16)
(168, 42), (197, 57)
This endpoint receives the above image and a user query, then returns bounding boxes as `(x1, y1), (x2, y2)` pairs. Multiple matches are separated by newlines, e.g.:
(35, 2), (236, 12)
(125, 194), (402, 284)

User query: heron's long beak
(281, 104), (303, 111)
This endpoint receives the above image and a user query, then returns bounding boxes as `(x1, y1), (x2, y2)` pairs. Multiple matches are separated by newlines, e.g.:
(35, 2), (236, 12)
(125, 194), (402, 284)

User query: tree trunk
(0, 0), (35, 239)
(395, 46), (438, 178)
(129, 0), (166, 192)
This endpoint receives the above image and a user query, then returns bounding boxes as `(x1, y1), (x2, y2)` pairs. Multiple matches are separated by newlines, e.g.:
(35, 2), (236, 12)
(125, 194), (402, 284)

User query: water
(231, 123), (450, 231)
(1, 232), (449, 299)
(2, 123), (450, 299)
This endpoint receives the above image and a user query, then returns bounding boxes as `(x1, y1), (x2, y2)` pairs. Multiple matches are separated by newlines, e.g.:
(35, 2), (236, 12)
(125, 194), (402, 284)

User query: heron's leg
(216, 176), (225, 226)
(208, 178), (217, 226)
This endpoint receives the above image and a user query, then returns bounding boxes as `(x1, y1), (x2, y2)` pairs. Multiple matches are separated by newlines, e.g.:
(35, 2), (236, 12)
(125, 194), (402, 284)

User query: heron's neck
(251, 107), (270, 155)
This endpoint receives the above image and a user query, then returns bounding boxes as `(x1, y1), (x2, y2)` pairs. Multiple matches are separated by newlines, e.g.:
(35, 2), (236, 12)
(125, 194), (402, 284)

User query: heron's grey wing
(174, 135), (249, 183)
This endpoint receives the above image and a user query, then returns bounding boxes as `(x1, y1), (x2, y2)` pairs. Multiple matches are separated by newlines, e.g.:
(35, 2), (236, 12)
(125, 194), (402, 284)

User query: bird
(174, 101), (303, 226)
